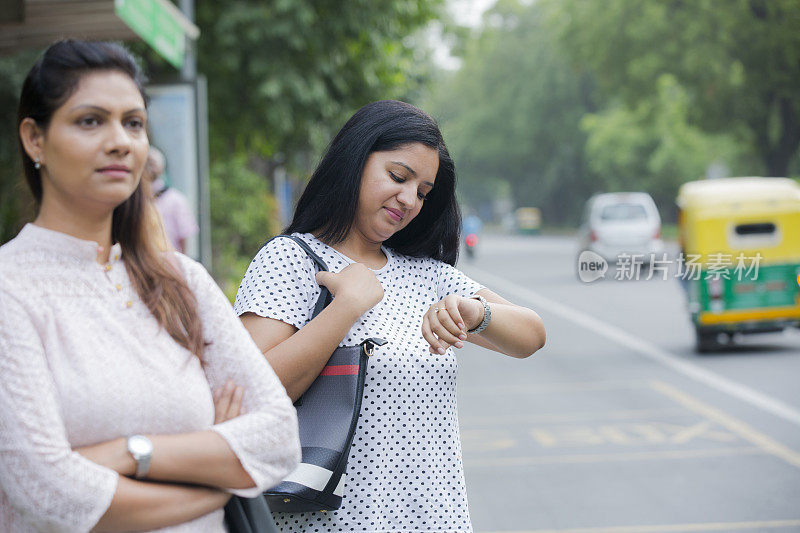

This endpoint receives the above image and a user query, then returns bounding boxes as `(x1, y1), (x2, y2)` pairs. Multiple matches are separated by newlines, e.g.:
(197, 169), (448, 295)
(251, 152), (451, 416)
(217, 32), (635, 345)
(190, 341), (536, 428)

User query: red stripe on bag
(319, 365), (359, 376)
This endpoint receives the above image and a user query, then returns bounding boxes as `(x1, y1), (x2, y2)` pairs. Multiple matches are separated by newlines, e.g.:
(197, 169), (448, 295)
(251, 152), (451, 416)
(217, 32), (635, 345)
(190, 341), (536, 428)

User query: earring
(34, 158), (41, 170)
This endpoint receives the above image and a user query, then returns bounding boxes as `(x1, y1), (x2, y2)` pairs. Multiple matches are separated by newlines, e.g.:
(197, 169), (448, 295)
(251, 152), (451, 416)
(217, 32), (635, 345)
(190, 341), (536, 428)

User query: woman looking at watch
(235, 100), (546, 532)
(0, 39), (300, 532)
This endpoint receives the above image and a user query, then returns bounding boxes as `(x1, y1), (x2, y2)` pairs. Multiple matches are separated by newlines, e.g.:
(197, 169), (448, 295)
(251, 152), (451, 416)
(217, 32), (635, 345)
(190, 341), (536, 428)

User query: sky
(431, 0), (496, 70)
(450, 0), (497, 26)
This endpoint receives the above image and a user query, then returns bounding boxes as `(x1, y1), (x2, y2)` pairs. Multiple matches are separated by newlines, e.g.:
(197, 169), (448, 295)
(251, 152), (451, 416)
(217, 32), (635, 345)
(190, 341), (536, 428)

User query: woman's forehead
(61, 71), (145, 113)
(373, 143), (439, 165)
(377, 144), (438, 173)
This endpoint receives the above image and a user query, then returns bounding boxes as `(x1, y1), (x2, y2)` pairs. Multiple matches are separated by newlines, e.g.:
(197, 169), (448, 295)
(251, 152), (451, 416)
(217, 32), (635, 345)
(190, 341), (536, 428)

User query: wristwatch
(467, 295), (492, 334)
(126, 435), (153, 479)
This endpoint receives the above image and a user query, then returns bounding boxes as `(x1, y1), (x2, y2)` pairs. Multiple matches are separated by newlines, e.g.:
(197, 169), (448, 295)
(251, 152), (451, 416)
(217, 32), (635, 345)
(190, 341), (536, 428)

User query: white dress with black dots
(234, 233), (483, 533)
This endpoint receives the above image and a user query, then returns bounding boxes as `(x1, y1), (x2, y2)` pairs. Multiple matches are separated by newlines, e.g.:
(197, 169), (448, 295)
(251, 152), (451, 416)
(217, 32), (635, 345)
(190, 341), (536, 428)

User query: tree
(196, 0), (441, 164)
(430, 0), (599, 225)
(553, 0), (800, 176)
(208, 155), (281, 298)
(581, 74), (747, 218)
(0, 50), (42, 244)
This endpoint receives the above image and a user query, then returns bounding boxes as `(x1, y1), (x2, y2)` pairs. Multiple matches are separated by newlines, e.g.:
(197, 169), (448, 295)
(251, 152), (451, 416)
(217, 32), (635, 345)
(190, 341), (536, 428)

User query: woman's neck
(321, 229), (386, 269)
(34, 199), (114, 264)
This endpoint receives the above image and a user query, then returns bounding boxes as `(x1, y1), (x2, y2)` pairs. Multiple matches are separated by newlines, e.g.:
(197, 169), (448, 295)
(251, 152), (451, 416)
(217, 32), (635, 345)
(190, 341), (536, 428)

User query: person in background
(235, 100), (546, 532)
(145, 145), (199, 253)
(0, 39), (300, 532)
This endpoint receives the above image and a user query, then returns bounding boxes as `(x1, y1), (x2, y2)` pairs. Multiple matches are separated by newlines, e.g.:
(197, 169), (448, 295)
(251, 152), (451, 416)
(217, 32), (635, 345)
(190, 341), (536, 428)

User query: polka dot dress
(234, 233), (483, 532)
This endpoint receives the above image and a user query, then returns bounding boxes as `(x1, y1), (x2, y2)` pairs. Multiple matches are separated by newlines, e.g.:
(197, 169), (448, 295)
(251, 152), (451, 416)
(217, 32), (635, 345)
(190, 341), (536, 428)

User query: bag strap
(264, 235), (332, 319)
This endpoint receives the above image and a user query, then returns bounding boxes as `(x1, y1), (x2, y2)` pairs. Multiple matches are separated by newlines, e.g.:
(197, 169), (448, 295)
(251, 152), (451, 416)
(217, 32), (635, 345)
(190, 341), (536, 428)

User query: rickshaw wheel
(695, 328), (723, 353)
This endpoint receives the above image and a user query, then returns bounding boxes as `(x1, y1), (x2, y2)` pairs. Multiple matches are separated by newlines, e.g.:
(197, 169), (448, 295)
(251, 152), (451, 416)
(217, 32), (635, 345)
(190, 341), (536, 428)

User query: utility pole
(179, 0), (196, 81)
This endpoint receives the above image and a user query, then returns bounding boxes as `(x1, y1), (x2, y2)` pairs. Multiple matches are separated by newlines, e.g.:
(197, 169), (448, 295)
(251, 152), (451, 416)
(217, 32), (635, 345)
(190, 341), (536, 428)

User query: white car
(578, 192), (665, 263)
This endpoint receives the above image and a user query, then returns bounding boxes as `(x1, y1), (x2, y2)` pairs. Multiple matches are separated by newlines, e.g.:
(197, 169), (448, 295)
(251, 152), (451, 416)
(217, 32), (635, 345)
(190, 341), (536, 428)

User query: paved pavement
(454, 234), (800, 533)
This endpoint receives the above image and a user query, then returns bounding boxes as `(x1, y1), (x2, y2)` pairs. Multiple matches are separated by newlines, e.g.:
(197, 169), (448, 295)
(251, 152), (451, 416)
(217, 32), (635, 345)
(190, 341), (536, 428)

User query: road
(455, 234), (800, 533)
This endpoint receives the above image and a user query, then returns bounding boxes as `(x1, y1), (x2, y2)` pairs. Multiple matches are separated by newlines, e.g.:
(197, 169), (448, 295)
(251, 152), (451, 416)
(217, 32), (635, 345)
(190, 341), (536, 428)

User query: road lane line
(466, 266), (800, 427)
(464, 446), (762, 468)
(669, 421), (711, 444)
(460, 380), (648, 395)
(480, 518), (800, 533)
(651, 381), (800, 468)
(459, 407), (687, 425)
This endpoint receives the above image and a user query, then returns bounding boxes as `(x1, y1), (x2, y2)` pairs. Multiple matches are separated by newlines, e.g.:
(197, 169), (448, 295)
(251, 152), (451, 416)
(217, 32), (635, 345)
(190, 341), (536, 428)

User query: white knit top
(0, 224), (301, 533)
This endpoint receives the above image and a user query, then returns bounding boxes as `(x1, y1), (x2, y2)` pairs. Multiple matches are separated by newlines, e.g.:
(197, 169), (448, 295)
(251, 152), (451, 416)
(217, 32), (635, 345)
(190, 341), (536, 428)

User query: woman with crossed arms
(0, 40), (300, 532)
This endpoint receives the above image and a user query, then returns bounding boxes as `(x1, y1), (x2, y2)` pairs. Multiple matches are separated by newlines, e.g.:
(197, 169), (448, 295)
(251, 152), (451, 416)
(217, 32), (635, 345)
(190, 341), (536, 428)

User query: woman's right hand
(315, 263), (384, 316)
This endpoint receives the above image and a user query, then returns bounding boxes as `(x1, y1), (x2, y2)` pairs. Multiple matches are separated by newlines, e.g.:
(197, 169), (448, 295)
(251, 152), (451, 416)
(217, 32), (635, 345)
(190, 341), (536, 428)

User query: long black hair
(285, 100), (461, 265)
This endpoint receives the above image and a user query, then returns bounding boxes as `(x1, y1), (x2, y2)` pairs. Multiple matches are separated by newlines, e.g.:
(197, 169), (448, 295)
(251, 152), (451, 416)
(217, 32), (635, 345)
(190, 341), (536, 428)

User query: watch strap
(134, 452), (151, 479)
(467, 295), (491, 334)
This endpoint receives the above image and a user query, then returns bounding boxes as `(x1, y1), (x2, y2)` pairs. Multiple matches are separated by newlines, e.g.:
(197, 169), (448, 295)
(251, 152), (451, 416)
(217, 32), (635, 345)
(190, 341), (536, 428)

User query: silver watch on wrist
(126, 435), (153, 479)
(467, 295), (492, 334)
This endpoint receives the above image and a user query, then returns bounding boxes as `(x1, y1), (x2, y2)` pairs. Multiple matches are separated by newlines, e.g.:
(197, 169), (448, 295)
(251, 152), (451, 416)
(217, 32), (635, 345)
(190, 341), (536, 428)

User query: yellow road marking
(520, 421), (738, 448)
(650, 381), (800, 469)
(670, 421), (712, 444)
(657, 422), (737, 444)
(459, 408), (687, 426)
(461, 429), (517, 452)
(480, 518), (800, 533)
(630, 423), (667, 443)
(460, 380), (649, 396)
(464, 446), (762, 468)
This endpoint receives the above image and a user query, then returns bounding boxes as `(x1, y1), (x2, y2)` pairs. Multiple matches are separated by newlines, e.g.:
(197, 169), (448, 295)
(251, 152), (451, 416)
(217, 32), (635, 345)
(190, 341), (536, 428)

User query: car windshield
(599, 203), (648, 221)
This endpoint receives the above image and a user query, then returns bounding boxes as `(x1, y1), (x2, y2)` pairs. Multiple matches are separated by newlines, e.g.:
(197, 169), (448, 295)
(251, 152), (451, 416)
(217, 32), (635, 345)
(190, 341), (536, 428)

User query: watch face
(128, 435), (152, 455)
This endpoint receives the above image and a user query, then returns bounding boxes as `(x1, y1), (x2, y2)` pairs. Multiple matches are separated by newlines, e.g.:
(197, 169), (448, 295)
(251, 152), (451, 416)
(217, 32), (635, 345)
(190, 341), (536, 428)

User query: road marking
(651, 381), (800, 469)
(480, 518), (800, 533)
(465, 420), (737, 450)
(464, 446), (762, 468)
(461, 431), (517, 452)
(459, 380), (648, 395)
(466, 266), (800, 427)
(669, 421), (712, 444)
(459, 407), (687, 426)
(527, 421), (736, 448)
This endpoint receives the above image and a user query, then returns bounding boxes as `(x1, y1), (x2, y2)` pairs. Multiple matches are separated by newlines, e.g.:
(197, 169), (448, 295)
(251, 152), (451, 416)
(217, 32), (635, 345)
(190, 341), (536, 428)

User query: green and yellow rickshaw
(676, 177), (800, 352)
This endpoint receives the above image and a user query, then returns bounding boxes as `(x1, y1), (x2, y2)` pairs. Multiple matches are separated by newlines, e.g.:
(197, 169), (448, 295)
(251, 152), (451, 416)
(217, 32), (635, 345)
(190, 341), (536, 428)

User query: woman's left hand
(421, 295), (483, 355)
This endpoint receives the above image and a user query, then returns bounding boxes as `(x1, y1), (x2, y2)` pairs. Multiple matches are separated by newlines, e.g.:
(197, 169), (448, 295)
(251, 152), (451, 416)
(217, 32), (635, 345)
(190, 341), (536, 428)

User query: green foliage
(209, 155), (281, 299)
(196, 0), (441, 166)
(581, 74), (749, 214)
(430, 0), (598, 225)
(0, 49), (42, 244)
(553, 0), (800, 176)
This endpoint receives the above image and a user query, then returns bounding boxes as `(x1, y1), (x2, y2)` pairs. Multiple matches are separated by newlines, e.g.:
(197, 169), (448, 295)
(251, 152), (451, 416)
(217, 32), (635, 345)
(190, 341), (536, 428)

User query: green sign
(115, 0), (188, 69)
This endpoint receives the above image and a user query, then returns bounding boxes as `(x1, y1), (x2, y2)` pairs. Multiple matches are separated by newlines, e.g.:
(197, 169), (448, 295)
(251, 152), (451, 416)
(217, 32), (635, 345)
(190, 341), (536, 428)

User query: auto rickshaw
(515, 207), (541, 235)
(676, 177), (800, 352)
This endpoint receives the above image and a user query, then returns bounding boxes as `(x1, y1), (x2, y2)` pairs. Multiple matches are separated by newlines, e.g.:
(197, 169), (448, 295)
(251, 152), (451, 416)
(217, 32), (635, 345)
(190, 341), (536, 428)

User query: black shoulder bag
(264, 235), (386, 512)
